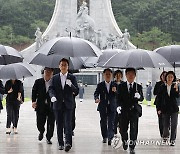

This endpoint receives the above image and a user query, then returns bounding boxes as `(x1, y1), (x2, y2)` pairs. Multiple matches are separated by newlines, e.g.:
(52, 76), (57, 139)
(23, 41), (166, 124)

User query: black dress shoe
(58, 145), (64, 150)
(130, 148), (135, 154)
(65, 144), (71, 152)
(108, 140), (111, 145)
(46, 139), (52, 144)
(122, 141), (128, 150)
(38, 133), (43, 141)
(102, 138), (107, 143)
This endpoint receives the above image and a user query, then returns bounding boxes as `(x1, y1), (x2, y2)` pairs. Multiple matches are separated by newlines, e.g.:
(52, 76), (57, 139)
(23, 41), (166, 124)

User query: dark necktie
(129, 83), (133, 97)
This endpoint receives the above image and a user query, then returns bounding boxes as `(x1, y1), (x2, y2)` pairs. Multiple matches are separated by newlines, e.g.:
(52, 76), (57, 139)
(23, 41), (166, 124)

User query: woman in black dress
(153, 71), (167, 137)
(113, 70), (124, 136)
(5, 79), (23, 134)
(157, 71), (179, 146)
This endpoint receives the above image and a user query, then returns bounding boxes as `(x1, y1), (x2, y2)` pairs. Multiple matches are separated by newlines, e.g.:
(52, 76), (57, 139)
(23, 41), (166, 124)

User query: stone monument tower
(22, 0), (134, 57)
(21, 0), (136, 93)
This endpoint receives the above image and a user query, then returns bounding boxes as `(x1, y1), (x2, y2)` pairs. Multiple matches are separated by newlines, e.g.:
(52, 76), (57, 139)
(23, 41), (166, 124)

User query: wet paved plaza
(0, 99), (180, 154)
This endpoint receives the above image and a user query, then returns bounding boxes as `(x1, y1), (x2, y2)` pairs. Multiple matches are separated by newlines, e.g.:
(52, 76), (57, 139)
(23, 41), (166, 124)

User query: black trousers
(114, 112), (121, 134)
(156, 108), (164, 137)
(162, 112), (178, 141)
(120, 110), (139, 149)
(54, 108), (73, 146)
(72, 107), (76, 132)
(6, 101), (20, 128)
(36, 110), (55, 140)
(99, 106), (116, 140)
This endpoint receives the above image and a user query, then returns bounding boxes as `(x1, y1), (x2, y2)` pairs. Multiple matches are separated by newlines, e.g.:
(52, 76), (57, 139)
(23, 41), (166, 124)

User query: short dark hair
(165, 71), (176, 82)
(44, 67), (54, 71)
(160, 71), (167, 81)
(59, 58), (69, 66)
(103, 68), (112, 74)
(125, 68), (136, 75)
(113, 70), (123, 78)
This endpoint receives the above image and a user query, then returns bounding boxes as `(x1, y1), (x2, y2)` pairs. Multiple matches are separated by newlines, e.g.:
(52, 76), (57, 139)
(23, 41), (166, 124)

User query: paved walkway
(0, 99), (180, 154)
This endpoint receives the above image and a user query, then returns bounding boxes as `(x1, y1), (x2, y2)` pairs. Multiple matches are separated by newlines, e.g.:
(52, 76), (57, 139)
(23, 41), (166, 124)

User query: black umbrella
(0, 63), (35, 79)
(97, 49), (124, 67)
(0, 45), (23, 64)
(154, 45), (180, 71)
(37, 37), (100, 57)
(103, 49), (172, 68)
(30, 52), (90, 70)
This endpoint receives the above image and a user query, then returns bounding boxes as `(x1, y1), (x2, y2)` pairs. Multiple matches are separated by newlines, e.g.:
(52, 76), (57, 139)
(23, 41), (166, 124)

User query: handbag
(134, 103), (142, 117)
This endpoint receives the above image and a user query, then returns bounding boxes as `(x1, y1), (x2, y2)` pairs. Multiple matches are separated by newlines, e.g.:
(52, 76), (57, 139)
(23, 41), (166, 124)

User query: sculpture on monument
(35, 27), (43, 51)
(75, 1), (95, 42)
(106, 33), (116, 49)
(122, 28), (130, 50)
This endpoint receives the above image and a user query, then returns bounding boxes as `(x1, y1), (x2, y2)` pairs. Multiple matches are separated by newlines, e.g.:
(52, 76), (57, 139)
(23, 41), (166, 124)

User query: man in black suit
(49, 58), (79, 152)
(117, 68), (143, 154)
(32, 67), (55, 144)
(94, 68), (117, 145)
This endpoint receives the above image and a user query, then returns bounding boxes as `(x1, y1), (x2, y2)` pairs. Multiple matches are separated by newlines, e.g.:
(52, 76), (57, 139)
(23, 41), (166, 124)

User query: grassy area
(2, 98), (31, 106)
(142, 99), (155, 107)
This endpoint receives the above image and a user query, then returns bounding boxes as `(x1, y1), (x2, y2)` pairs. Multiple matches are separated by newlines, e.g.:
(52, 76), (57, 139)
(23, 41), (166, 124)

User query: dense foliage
(111, 0), (180, 49)
(0, 0), (179, 50)
(0, 0), (55, 46)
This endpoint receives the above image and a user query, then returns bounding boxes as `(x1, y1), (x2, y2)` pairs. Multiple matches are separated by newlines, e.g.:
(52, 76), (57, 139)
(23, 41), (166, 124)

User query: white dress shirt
(167, 84), (171, 96)
(105, 81), (111, 93)
(44, 79), (51, 104)
(45, 79), (51, 92)
(60, 72), (68, 89)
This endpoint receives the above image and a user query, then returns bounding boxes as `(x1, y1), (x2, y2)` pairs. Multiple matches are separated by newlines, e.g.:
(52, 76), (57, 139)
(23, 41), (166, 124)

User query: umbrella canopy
(82, 57), (99, 68)
(37, 37), (100, 57)
(0, 45), (23, 64)
(154, 45), (180, 63)
(103, 49), (172, 68)
(0, 63), (35, 79)
(97, 49), (124, 67)
(30, 52), (91, 70)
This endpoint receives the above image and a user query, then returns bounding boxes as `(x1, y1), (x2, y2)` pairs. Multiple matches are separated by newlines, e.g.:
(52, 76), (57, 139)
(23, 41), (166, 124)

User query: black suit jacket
(153, 81), (164, 105)
(48, 73), (79, 110)
(5, 80), (23, 103)
(156, 83), (179, 114)
(32, 78), (52, 113)
(94, 81), (117, 112)
(117, 81), (144, 113)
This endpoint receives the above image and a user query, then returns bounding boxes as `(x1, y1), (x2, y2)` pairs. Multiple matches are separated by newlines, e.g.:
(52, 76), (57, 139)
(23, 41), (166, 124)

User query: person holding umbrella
(153, 71), (167, 138)
(32, 67), (55, 144)
(157, 71), (179, 146)
(117, 68), (143, 154)
(78, 82), (85, 102)
(5, 79), (23, 134)
(146, 81), (152, 106)
(49, 58), (79, 152)
(94, 68), (117, 145)
(113, 70), (124, 136)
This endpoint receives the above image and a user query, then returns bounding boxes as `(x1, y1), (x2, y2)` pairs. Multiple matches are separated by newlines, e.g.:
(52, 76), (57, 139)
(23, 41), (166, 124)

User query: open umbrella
(0, 63), (35, 79)
(37, 37), (100, 57)
(0, 45), (23, 64)
(154, 45), (180, 71)
(29, 52), (92, 70)
(97, 49), (124, 67)
(103, 49), (172, 68)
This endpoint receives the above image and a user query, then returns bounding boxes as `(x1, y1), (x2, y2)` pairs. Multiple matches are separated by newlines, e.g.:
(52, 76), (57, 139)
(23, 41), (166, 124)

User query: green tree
(131, 27), (172, 50)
